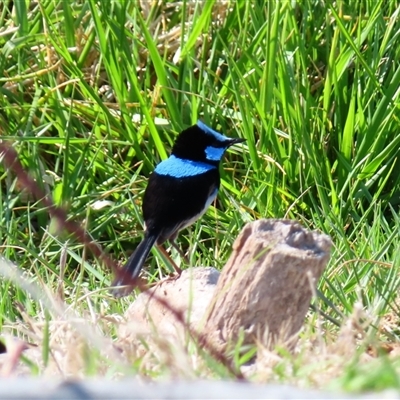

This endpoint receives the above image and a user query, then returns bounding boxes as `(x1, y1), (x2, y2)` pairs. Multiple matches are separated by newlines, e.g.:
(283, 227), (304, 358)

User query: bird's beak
(227, 137), (246, 146)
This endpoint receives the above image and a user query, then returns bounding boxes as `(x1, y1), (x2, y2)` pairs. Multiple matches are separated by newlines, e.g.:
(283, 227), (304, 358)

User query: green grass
(1, 0), (400, 390)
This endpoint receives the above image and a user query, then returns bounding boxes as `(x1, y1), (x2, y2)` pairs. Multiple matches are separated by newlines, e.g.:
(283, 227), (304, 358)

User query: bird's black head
(171, 121), (245, 165)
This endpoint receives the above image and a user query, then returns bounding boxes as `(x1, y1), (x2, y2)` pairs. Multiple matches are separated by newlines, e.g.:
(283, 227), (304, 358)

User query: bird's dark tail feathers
(110, 232), (158, 298)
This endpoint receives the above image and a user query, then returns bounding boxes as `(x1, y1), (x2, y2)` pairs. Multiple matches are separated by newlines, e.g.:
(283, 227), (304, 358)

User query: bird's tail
(110, 232), (158, 298)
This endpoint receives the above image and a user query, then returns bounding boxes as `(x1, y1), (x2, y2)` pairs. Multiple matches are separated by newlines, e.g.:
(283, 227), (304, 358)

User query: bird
(110, 120), (245, 298)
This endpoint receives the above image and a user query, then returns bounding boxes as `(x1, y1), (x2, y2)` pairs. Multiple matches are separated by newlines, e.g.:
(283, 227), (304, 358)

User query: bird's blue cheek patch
(155, 155), (216, 178)
(205, 146), (226, 161)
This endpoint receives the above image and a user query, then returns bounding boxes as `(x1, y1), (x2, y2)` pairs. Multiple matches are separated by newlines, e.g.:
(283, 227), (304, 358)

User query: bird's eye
(211, 140), (224, 148)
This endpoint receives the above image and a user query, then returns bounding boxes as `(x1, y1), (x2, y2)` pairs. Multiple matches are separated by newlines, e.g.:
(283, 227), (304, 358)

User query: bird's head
(171, 121), (245, 165)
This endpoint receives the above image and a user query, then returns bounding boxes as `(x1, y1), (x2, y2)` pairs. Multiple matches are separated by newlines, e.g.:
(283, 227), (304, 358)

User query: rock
(118, 267), (220, 342)
(0, 378), (392, 399)
(118, 219), (332, 357)
(204, 219), (332, 351)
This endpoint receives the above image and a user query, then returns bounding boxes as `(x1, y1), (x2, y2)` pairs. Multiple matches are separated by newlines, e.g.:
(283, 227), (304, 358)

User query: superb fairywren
(111, 120), (245, 298)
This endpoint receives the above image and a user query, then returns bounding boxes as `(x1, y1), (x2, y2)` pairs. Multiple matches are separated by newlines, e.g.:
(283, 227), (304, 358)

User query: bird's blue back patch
(155, 155), (216, 178)
(197, 120), (230, 143)
(205, 146), (226, 161)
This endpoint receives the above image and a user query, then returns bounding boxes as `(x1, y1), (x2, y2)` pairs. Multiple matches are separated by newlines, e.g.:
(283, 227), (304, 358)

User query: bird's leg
(170, 239), (190, 264)
(157, 245), (182, 275)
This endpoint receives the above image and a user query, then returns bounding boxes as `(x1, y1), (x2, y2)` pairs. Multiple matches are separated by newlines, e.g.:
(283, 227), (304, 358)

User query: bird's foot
(148, 271), (181, 289)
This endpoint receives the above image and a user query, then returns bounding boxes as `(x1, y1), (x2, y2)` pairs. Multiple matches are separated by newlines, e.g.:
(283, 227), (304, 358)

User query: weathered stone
(204, 219), (332, 350)
(119, 267), (219, 341)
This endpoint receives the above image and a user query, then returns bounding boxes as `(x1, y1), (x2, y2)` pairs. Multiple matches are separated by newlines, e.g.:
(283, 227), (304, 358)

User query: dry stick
(0, 142), (245, 380)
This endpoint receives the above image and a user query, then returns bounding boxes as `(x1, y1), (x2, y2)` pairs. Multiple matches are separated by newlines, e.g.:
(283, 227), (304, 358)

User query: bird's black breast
(142, 168), (220, 241)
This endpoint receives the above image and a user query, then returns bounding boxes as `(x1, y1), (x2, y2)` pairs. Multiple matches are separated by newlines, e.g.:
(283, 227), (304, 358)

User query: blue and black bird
(111, 120), (245, 298)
